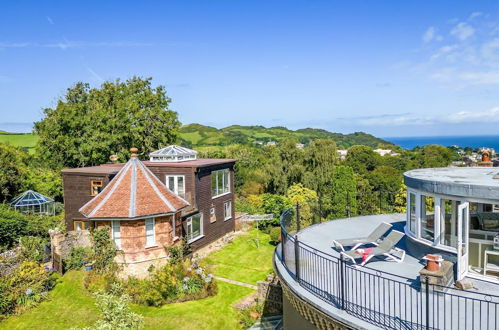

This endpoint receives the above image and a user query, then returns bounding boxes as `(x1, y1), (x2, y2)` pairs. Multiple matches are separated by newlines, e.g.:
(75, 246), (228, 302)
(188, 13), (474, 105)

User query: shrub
(269, 227), (281, 245)
(124, 259), (217, 307)
(92, 283), (143, 330)
(64, 247), (92, 271)
(18, 236), (48, 263)
(0, 260), (56, 317)
(238, 302), (264, 328)
(91, 227), (118, 274)
(84, 271), (118, 293)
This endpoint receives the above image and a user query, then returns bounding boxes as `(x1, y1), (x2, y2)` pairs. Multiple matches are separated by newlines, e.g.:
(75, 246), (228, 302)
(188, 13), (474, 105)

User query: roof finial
(130, 147), (138, 158)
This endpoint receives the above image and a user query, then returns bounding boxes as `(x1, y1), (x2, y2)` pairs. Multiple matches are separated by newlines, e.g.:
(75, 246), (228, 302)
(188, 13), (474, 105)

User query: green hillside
(0, 124), (391, 153)
(179, 124), (391, 149)
(0, 132), (38, 153)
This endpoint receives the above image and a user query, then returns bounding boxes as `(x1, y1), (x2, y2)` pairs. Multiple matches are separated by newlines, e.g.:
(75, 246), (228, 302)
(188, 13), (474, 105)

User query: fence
(279, 207), (499, 330)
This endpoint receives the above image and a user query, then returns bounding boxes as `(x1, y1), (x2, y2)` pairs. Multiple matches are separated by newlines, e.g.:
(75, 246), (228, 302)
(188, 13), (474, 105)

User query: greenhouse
(10, 190), (56, 215)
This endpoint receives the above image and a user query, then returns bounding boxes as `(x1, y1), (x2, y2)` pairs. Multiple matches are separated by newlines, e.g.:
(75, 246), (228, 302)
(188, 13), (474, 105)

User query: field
(0, 133), (38, 153)
(0, 229), (274, 330)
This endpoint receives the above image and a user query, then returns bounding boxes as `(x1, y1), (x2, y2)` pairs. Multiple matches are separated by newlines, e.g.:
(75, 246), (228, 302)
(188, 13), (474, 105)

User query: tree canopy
(34, 77), (181, 168)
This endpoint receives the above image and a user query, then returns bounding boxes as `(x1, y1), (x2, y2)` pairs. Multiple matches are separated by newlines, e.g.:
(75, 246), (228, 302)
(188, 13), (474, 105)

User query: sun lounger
(341, 230), (406, 267)
(332, 222), (392, 252)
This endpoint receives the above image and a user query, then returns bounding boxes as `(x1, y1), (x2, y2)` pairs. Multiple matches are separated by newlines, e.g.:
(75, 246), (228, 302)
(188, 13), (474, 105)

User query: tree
(344, 145), (380, 175)
(355, 174), (379, 216)
(303, 139), (338, 194)
(330, 165), (357, 218)
(366, 166), (403, 212)
(264, 138), (305, 195)
(260, 194), (292, 225)
(415, 145), (454, 168)
(34, 77), (181, 168)
(0, 143), (29, 202)
(286, 183), (318, 226)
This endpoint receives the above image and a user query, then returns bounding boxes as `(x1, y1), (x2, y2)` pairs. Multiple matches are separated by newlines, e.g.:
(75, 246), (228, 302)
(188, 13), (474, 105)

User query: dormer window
(90, 180), (103, 196)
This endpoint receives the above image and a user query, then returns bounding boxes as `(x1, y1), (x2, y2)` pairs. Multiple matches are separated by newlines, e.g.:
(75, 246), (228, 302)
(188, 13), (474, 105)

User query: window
(224, 201), (232, 221)
(111, 221), (121, 249)
(211, 169), (230, 197)
(440, 199), (459, 248)
(74, 221), (85, 231)
(145, 218), (155, 247)
(210, 207), (216, 223)
(166, 175), (185, 198)
(408, 192), (416, 234)
(90, 180), (103, 196)
(186, 213), (203, 242)
(420, 196), (435, 241)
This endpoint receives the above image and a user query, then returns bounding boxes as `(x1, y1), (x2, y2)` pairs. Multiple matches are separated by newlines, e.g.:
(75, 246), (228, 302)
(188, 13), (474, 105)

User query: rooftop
(79, 154), (189, 219)
(62, 158), (235, 174)
(404, 167), (499, 200)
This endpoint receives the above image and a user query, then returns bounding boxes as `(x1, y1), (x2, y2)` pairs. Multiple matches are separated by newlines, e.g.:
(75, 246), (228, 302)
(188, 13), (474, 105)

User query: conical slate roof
(79, 150), (189, 219)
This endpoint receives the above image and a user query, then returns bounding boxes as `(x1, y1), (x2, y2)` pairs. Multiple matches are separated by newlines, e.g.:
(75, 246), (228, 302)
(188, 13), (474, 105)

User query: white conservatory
(404, 167), (499, 283)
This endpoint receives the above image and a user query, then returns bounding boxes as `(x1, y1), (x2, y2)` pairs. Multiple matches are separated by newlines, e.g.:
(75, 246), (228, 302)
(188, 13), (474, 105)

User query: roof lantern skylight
(10, 190), (56, 215)
(149, 145), (197, 162)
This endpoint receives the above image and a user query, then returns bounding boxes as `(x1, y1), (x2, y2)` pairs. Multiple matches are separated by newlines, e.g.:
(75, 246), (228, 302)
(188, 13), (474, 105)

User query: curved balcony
(274, 210), (499, 330)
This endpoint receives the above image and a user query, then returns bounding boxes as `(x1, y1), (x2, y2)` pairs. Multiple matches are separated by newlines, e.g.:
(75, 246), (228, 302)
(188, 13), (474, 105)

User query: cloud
(450, 22), (475, 41)
(468, 12), (482, 21)
(422, 27), (443, 43)
(46, 16), (54, 25)
(446, 107), (499, 123)
(339, 106), (499, 127)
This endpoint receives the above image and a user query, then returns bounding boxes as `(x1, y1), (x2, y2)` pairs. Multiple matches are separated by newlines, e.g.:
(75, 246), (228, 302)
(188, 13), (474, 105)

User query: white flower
(196, 268), (203, 275)
(183, 276), (190, 282)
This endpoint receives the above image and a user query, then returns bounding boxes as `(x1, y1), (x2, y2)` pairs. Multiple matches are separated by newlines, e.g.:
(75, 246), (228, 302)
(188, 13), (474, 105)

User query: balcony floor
(297, 214), (499, 296)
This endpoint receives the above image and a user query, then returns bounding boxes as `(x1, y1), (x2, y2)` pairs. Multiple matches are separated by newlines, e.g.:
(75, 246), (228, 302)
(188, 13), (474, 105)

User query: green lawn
(204, 228), (275, 285)
(0, 133), (38, 153)
(0, 228), (275, 329)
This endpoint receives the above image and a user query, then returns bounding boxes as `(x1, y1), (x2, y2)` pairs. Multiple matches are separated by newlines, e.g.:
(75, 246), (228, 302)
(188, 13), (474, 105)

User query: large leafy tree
(415, 145), (454, 168)
(34, 77), (181, 168)
(344, 145), (380, 175)
(330, 165), (358, 218)
(0, 143), (28, 202)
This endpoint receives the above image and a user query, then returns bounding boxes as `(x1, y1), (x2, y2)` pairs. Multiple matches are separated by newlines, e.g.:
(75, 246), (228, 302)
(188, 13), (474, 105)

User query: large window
(212, 169), (230, 197)
(408, 192), (416, 234)
(145, 218), (155, 247)
(420, 196), (435, 241)
(111, 221), (121, 249)
(166, 175), (185, 198)
(186, 213), (203, 242)
(224, 201), (232, 221)
(440, 199), (459, 248)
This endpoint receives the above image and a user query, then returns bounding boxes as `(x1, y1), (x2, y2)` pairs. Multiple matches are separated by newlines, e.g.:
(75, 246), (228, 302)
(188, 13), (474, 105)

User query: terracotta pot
(424, 254), (442, 272)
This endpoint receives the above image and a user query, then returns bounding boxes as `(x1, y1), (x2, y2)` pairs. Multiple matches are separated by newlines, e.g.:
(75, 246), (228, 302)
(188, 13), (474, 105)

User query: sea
(384, 135), (499, 151)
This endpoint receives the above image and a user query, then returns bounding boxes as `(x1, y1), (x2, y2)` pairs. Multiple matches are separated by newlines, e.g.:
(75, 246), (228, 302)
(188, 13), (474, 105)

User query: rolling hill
(179, 124), (392, 149)
(0, 124), (392, 153)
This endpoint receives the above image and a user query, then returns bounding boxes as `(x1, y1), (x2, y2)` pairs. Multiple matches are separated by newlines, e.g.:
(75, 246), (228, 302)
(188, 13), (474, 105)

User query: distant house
(61, 146), (236, 275)
(266, 141), (277, 146)
(373, 148), (400, 157)
(337, 149), (348, 160)
(295, 143), (305, 149)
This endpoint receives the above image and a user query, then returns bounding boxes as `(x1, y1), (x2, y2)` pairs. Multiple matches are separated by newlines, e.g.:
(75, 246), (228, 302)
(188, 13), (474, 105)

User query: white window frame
(224, 201), (232, 221)
(111, 220), (121, 249)
(166, 175), (186, 198)
(211, 169), (230, 198)
(145, 218), (156, 247)
(186, 213), (204, 243)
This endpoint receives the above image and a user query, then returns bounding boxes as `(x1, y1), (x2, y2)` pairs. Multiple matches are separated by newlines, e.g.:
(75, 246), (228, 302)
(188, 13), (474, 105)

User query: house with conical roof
(61, 146), (236, 276)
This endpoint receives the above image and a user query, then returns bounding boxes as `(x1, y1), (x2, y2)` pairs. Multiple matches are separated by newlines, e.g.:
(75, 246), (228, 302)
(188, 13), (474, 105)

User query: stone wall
(257, 274), (283, 315)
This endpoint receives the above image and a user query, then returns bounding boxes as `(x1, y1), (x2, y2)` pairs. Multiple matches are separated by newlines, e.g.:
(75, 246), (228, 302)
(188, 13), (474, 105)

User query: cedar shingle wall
(187, 164), (235, 250)
(62, 173), (113, 230)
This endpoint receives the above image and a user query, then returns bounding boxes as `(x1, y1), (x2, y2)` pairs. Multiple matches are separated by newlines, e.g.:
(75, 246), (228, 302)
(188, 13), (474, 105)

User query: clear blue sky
(1, 1), (499, 137)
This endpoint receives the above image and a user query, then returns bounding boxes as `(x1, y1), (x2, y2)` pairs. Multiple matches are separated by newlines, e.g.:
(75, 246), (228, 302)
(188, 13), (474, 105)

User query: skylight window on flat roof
(149, 145), (197, 162)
